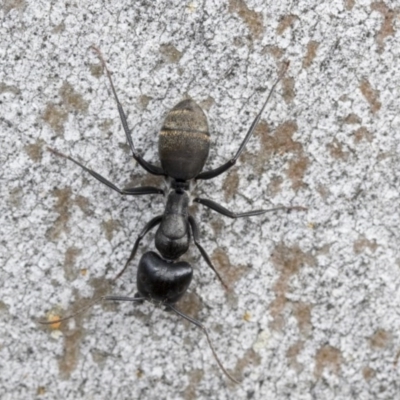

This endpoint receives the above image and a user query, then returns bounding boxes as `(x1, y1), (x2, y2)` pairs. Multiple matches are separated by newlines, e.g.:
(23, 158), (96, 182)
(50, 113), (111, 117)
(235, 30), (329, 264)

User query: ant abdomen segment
(160, 99), (210, 181)
(137, 251), (192, 304)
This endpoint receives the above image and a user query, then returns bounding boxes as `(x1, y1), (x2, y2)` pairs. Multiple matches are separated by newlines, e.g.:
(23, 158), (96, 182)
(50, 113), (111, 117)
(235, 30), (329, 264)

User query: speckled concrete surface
(1, 1), (400, 399)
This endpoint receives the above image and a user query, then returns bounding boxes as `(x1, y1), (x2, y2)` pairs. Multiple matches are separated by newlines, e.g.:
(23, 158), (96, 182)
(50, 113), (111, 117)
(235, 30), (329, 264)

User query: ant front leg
(91, 46), (165, 176)
(196, 63), (288, 181)
(48, 147), (164, 196)
(193, 197), (300, 218)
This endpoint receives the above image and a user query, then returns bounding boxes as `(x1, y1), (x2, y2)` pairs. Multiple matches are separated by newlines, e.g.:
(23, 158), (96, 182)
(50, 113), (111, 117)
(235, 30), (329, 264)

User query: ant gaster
(44, 47), (296, 383)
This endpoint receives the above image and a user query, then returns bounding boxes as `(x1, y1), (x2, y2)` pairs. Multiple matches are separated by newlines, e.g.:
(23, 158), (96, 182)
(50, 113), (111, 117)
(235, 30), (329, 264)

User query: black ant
(42, 47), (300, 383)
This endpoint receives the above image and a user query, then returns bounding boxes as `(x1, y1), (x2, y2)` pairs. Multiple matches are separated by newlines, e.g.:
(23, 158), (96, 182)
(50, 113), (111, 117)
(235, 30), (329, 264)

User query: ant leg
(91, 46), (165, 176)
(105, 294), (145, 303)
(48, 147), (164, 196)
(194, 197), (304, 219)
(188, 215), (228, 289)
(196, 63), (288, 181)
(113, 215), (162, 281)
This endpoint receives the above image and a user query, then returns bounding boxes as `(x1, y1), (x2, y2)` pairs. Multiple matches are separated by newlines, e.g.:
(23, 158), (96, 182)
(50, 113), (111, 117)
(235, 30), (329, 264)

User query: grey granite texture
(1, 1), (400, 399)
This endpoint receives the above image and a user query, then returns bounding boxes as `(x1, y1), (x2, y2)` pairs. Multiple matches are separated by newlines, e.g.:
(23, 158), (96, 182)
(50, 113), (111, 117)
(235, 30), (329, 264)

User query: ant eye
(140, 273), (147, 283)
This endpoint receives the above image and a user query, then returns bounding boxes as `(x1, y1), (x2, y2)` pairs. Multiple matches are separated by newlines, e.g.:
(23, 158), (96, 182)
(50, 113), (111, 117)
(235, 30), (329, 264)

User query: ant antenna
(233, 61), (289, 162)
(40, 293), (239, 383)
(90, 45), (122, 106)
(39, 296), (145, 325)
(99, 296), (241, 383)
(168, 304), (241, 384)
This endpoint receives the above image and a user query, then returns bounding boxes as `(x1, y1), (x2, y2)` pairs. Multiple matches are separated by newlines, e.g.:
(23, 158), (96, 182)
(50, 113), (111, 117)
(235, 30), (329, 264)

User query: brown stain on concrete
(303, 41), (320, 69)
(211, 248), (248, 288)
(345, 0), (355, 10)
(245, 120), (308, 191)
(362, 366), (376, 381)
(293, 302), (312, 336)
(327, 138), (349, 160)
(394, 349), (400, 367)
(46, 188), (73, 240)
(43, 104), (68, 136)
(276, 15), (298, 35)
(89, 63), (103, 78)
(64, 247), (82, 281)
(36, 386), (46, 396)
(138, 95), (153, 110)
(46, 187), (91, 241)
(0, 82), (21, 95)
(314, 345), (342, 378)
(265, 45), (284, 60)
(182, 369), (204, 400)
(282, 75), (295, 103)
(233, 348), (261, 382)
(371, 2), (398, 53)
(287, 340), (304, 372)
(0, 300), (9, 322)
(360, 79), (381, 114)
(25, 139), (45, 162)
(8, 187), (23, 208)
(353, 235), (378, 254)
(257, 120), (302, 155)
(74, 195), (91, 215)
(267, 175), (283, 197)
(286, 155), (309, 190)
(159, 44), (182, 63)
(233, 35), (254, 49)
(209, 217), (224, 237)
(125, 172), (164, 189)
(3, 0), (26, 13)
(43, 81), (88, 136)
(60, 82), (89, 113)
(56, 277), (111, 378)
(228, 0), (264, 39)
(52, 22), (66, 34)
(223, 167), (239, 202)
(369, 329), (391, 349)
(269, 243), (315, 331)
(343, 113), (361, 125)
(353, 127), (373, 143)
(177, 292), (203, 328)
(343, 114), (374, 143)
(101, 218), (120, 241)
(58, 328), (83, 379)
(317, 184), (329, 200)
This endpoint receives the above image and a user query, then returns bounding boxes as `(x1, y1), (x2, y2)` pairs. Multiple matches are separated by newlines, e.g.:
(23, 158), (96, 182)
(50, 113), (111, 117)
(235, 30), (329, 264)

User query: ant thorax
(164, 176), (198, 207)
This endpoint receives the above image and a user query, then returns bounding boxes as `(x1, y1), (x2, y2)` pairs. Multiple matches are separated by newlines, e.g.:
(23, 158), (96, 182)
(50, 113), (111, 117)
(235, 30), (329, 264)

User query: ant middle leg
(193, 197), (302, 219)
(48, 147), (164, 196)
